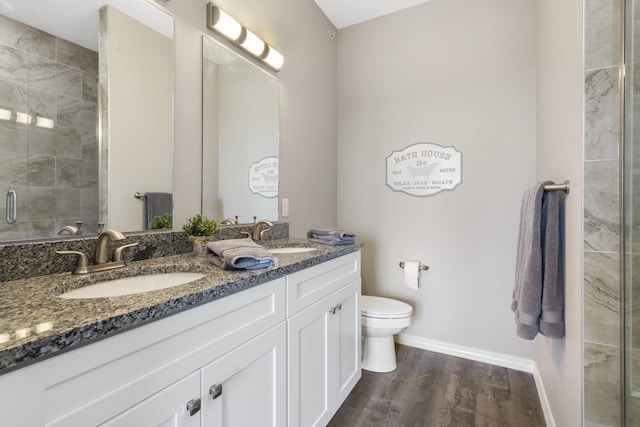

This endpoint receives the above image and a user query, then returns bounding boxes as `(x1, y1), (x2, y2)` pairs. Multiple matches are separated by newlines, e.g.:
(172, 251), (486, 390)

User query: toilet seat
(361, 295), (412, 319)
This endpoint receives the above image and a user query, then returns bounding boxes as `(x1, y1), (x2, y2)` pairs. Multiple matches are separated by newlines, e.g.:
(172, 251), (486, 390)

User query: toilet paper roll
(403, 260), (420, 290)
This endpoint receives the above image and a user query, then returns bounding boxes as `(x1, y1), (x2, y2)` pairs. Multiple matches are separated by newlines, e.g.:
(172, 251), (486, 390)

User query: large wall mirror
(0, 0), (173, 243)
(202, 35), (279, 224)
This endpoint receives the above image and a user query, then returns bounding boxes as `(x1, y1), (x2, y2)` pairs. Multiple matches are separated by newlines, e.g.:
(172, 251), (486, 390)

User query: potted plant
(183, 214), (220, 255)
(149, 213), (173, 230)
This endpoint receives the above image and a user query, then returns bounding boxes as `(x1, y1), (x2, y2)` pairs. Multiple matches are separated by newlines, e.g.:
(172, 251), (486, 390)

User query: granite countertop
(0, 238), (362, 374)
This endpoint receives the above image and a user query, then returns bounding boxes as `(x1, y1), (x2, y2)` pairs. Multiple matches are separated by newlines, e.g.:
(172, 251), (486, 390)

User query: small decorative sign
(248, 156), (279, 198)
(386, 143), (462, 197)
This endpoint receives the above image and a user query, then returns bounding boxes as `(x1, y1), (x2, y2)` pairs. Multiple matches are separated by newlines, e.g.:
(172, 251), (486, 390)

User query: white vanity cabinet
(0, 278), (286, 427)
(286, 251), (362, 427)
(0, 250), (362, 427)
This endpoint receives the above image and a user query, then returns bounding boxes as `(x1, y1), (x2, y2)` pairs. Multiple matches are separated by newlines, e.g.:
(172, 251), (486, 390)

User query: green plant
(182, 214), (219, 236)
(149, 213), (173, 229)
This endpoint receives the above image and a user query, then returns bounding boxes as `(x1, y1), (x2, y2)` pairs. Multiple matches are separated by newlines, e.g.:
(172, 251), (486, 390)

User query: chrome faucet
(252, 220), (273, 241)
(94, 229), (126, 264)
(56, 229), (138, 275)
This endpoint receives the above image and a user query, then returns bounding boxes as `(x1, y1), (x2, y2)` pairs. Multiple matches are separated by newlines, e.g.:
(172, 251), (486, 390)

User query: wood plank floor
(328, 344), (546, 427)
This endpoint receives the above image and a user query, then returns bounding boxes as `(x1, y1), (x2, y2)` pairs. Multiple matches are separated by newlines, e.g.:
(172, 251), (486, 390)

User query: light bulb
(240, 29), (266, 57)
(209, 6), (242, 41)
(263, 46), (284, 71)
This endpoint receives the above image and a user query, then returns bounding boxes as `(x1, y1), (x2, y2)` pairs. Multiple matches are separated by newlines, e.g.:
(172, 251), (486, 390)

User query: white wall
(160, 0), (338, 235)
(535, 1), (584, 426)
(337, 0), (537, 360)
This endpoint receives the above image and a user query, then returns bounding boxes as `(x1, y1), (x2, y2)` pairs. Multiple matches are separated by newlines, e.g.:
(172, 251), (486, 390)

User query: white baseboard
(395, 333), (535, 372)
(533, 364), (556, 427)
(395, 333), (555, 426)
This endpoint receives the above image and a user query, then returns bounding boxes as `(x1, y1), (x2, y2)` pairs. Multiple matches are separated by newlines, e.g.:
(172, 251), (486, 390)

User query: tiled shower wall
(0, 14), (99, 241)
(583, 0), (624, 425)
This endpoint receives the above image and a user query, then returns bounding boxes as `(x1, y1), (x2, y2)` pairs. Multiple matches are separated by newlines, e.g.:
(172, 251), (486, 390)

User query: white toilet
(361, 295), (413, 373)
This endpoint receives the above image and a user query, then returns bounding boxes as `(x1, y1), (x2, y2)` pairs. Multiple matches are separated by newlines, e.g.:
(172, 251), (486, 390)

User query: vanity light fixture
(0, 108), (11, 121)
(206, 3), (284, 72)
(15, 111), (32, 125)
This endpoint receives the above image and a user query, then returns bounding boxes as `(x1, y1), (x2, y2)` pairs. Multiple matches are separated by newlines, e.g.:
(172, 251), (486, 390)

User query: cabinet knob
(209, 383), (223, 400)
(186, 398), (201, 416)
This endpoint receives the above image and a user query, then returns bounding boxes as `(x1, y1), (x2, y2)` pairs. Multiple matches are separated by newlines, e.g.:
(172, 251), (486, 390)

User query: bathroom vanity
(0, 241), (360, 427)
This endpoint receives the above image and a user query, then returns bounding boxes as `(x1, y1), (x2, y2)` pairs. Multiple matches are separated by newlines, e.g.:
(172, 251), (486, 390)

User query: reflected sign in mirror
(202, 35), (279, 224)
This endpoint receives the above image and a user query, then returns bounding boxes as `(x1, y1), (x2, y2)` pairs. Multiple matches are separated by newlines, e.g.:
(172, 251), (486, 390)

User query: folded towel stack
(307, 228), (356, 246)
(206, 238), (274, 270)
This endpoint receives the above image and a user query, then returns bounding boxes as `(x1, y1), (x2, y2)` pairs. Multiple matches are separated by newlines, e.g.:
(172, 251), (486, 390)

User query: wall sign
(248, 156), (279, 198)
(386, 143), (462, 197)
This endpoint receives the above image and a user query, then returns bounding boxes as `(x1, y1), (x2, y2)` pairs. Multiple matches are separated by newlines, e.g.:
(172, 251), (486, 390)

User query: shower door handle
(6, 190), (17, 225)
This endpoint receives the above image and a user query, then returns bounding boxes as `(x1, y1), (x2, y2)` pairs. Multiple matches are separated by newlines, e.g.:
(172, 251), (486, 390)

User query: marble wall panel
(56, 38), (98, 75)
(0, 46), (27, 85)
(0, 121), (27, 158)
(0, 150), (26, 187)
(585, 0), (622, 71)
(81, 131), (98, 160)
(584, 342), (621, 426)
(26, 219), (56, 240)
(28, 126), (82, 158)
(56, 158), (98, 188)
(585, 67), (620, 161)
(0, 14), (54, 60)
(584, 159), (621, 253)
(584, 251), (620, 345)
(27, 87), (55, 121)
(27, 187), (81, 220)
(82, 72), (98, 103)
(27, 156), (55, 187)
(56, 96), (97, 133)
(28, 57), (82, 100)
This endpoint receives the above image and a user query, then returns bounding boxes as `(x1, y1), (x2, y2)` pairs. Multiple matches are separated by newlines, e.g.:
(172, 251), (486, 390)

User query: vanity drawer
(286, 251), (360, 317)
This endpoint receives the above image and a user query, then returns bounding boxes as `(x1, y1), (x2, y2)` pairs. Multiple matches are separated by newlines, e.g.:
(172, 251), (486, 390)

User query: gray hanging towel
(539, 189), (565, 338)
(511, 181), (564, 340)
(143, 192), (172, 230)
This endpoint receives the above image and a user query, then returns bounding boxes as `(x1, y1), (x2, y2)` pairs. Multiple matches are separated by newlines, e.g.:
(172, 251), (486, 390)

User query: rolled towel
(307, 228), (356, 246)
(206, 238), (274, 270)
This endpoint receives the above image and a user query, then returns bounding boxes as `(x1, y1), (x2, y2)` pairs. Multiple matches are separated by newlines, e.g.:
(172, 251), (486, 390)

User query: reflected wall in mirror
(202, 35), (279, 224)
(0, 0), (173, 243)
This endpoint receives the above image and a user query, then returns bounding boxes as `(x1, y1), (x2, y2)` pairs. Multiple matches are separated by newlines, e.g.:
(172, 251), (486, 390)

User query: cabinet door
(201, 323), (287, 427)
(287, 294), (334, 427)
(333, 279), (362, 408)
(100, 371), (201, 427)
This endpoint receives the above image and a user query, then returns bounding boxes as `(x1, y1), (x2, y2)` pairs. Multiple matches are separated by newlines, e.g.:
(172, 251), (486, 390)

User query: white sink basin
(269, 247), (317, 254)
(59, 272), (206, 299)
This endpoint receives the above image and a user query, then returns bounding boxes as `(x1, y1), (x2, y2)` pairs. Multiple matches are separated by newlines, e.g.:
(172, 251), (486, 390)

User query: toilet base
(362, 335), (397, 373)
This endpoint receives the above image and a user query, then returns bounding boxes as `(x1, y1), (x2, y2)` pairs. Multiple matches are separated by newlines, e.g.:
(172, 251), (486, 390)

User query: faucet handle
(113, 242), (139, 262)
(56, 250), (89, 274)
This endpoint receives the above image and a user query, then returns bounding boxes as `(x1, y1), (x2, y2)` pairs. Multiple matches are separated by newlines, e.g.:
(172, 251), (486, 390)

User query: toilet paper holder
(399, 261), (429, 271)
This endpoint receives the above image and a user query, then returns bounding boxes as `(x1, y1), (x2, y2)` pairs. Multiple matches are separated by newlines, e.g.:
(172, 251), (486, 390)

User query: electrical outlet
(282, 198), (289, 217)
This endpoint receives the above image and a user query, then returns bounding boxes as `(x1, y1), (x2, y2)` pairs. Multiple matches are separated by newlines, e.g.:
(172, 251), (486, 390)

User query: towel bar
(134, 192), (146, 199)
(544, 181), (570, 194)
(399, 261), (429, 271)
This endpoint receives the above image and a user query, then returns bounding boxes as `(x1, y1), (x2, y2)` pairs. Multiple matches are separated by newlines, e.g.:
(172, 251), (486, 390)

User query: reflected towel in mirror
(143, 192), (173, 230)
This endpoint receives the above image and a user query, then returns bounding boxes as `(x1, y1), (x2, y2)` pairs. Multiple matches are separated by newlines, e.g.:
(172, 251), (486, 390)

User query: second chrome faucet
(57, 229), (138, 275)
